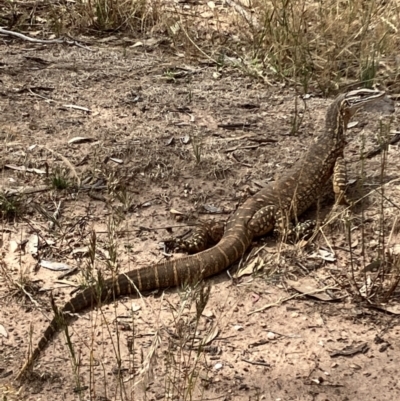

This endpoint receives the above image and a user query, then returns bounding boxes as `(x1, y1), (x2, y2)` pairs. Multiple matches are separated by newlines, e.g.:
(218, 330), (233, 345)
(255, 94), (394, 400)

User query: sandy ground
(1, 40), (400, 401)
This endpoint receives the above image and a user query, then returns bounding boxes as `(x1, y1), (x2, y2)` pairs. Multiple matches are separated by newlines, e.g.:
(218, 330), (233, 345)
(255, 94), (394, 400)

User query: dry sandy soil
(1, 39), (400, 401)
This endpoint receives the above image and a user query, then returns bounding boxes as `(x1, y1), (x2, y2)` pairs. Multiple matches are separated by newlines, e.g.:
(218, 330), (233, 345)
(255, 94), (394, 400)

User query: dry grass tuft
(243, 0), (399, 91)
(1, 0), (399, 91)
(73, 0), (163, 33)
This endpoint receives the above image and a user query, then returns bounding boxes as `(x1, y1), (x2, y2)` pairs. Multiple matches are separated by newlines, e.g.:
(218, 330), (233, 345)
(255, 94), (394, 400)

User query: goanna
(17, 88), (386, 379)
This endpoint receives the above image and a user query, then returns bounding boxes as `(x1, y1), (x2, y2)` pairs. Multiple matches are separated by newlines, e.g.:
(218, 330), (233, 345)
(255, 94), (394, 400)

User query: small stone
(214, 362), (223, 370)
(267, 332), (276, 340)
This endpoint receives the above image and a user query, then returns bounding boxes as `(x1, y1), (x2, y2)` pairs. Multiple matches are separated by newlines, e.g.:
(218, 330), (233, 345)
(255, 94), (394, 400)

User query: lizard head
(340, 88), (386, 122)
(324, 88), (388, 145)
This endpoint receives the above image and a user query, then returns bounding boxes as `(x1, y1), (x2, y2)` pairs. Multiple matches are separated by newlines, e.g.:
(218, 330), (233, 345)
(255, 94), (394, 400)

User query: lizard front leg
(333, 156), (353, 206)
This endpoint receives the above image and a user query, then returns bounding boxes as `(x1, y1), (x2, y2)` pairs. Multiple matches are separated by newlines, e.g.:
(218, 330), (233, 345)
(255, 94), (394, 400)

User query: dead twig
(364, 132), (400, 159)
(3, 185), (51, 195)
(241, 358), (270, 367)
(248, 286), (337, 315)
(37, 145), (80, 186)
(14, 282), (39, 307)
(0, 28), (94, 51)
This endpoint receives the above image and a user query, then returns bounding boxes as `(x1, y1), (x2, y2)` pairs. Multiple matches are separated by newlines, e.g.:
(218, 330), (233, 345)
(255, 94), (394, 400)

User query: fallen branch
(247, 286), (337, 315)
(364, 132), (400, 159)
(0, 28), (94, 51)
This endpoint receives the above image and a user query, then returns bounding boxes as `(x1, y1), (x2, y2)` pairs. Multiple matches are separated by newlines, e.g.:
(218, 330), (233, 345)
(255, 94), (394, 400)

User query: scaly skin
(17, 89), (386, 379)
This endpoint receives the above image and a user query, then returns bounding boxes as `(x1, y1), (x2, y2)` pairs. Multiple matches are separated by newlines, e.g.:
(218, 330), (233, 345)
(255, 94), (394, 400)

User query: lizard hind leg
(174, 220), (225, 254)
(248, 205), (277, 237)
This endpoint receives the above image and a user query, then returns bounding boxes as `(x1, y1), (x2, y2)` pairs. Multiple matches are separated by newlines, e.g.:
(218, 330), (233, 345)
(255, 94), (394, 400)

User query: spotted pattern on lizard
(16, 89), (387, 379)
